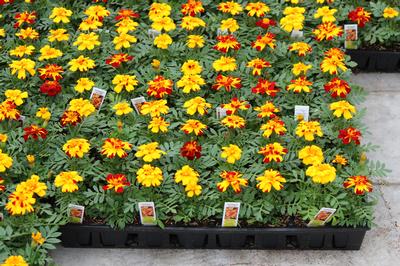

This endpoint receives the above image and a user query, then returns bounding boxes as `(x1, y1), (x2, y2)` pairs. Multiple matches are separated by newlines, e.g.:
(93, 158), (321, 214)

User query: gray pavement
(51, 73), (400, 266)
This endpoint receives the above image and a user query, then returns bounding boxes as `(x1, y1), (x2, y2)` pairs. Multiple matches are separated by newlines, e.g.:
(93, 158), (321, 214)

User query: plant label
(90, 87), (107, 111)
(307, 207), (336, 227)
(216, 107), (227, 119)
(68, 204), (84, 224)
(290, 30), (303, 39)
(217, 28), (229, 36)
(148, 29), (161, 39)
(131, 96), (146, 114)
(222, 202), (240, 227)
(344, 24), (358, 50)
(294, 105), (309, 121)
(138, 202), (157, 225)
(0, 212), (3, 222)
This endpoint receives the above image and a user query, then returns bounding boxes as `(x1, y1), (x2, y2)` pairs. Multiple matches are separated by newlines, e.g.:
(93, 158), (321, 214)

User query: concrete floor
(51, 73), (400, 266)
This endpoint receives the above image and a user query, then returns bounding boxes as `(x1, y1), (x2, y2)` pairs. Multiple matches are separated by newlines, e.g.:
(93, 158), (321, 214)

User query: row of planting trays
(347, 49), (400, 72)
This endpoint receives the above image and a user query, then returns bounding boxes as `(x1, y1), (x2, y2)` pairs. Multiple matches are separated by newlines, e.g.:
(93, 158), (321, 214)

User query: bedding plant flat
(0, 0), (392, 265)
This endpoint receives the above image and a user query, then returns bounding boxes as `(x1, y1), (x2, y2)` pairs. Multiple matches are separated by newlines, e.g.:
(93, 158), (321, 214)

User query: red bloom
(180, 140), (202, 160)
(338, 127), (361, 145)
(212, 74), (242, 92)
(23, 125), (48, 141)
(115, 9), (139, 20)
(40, 81), (62, 96)
(38, 64), (64, 81)
(252, 78), (279, 96)
(106, 53), (133, 68)
(324, 77), (351, 98)
(103, 173), (130, 193)
(255, 18), (276, 29)
(343, 175), (373, 195)
(0, 0), (14, 5)
(14, 11), (37, 28)
(213, 35), (241, 53)
(348, 7), (371, 28)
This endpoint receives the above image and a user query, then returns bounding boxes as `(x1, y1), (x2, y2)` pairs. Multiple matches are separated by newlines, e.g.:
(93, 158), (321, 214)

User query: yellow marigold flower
(85, 5), (110, 20)
(175, 165), (199, 185)
(63, 138), (90, 158)
(289, 42), (312, 57)
(149, 2), (171, 20)
(68, 55), (95, 72)
(321, 56), (347, 75)
(38, 45), (63, 61)
(247, 58), (271, 76)
(48, 28), (69, 42)
(0, 28), (5, 38)
(112, 74), (138, 93)
(0, 149), (13, 172)
(181, 16), (206, 30)
(9, 58), (36, 79)
(50, 7), (72, 23)
(260, 118), (287, 138)
(187, 35), (204, 48)
(245, 2), (270, 17)
(9, 45), (35, 58)
(0, 133), (7, 143)
(220, 18), (239, 33)
(5, 190), (35, 215)
(181, 119), (207, 136)
(113, 101), (133, 116)
(31, 231), (45, 246)
(113, 33), (137, 50)
(141, 100), (169, 117)
(295, 121), (323, 141)
(116, 18), (139, 34)
(383, 7), (399, 18)
(101, 138), (132, 158)
(68, 98), (95, 117)
(36, 107), (51, 121)
(313, 22), (343, 41)
(298, 145), (324, 165)
(27, 154), (35, 164)
(135, 142), (166, 162)
(75, 78), (94, 93)
(154, 33), (172, 49)
(183, 96), (211, 115)
(181, 60), (202, 75)
(314, 6), (337, 23)
(292, 62), (312, 76)
(79, 17), (103, 31)
(287, 76), (313, 93)
(280, 7), (305, 32)
(256, 169), (286, 192)
(177, 74), (205, 93)
(54, 171), (83, 192)
(151, 59), (161, 69)
(2, 256), (29, 266)
(213, 56), (237, 72)
(221, 115), (245, 128)
(16, 174), (47, 197)
(136, 164), (163, 187)
(16, 27), (39, 39)
(217, 171), (248, 193)
(306, 163), (336, 184)
(221, 144), (241, 164)
(73, 32), (100, 51)
(185, 183), (202, 197)
(332, 154), (347, 165)
(5, 89), (28, 106)
(218, 1), (243, 15)
(254, 101), (279, 118)
(330, 100), (356, 119)
(151, 16), (176, 32)
(148, 117), (170, 133)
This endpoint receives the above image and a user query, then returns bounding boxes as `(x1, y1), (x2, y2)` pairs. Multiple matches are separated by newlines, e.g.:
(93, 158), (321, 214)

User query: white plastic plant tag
(294, 105), (309, 121)
(344, 24), (358, 49)
(222, 202), (240, 227)
(216, 107), (227, 119)
(148, 29), (161, 39)
(90, 87), (107, 111)
(131, 96), (146, 114)
(68, 204), (85, 224)
(138, 202), (157, 225)
(307, 207), (336, 227)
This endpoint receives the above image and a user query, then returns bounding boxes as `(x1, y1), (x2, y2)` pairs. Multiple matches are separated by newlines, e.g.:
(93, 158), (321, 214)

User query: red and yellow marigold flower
(113, 74), (138, 93)
(135, 142), (166, 162)
(247, 58), (271, 76)
(313, 22), (343, 41)
(0, 101), (20, 121)
(9, 58), (36, 79)
(38, 64), (63, 81)
(260, 118), (287, 138)
(136, 164), (163, 187)
(214, 35), (241, 53)
(344, 175), (372, 195)
(222, 98), (250, 115)
(324, 77), (351, 98)
(141, 100), (169, 117)
(6, 190), (35, 215)
(115, 9), (140, 21)
(40, 80), (62, 96)
(181, 0), (204, 16)
(330, 100), (356, 120)
(218, 1), (243, 15)
(258, 142), (288, 163)
(213, 56), (237, 72)
(212, 74), (242, 92)
(256, 170), (286, 193)
(252, 32), (276, 51)
(221, 144), (242, 164)
(245, 2), (269, 17)
(0, 177), (6, 191)
(348, 7), (371, 27)
(252, 78), (279, 96)
(63, 138), (90, 158)
(148, 117), (170, 133)
(106, 53), (133, 68)
(54, 171), (83, 192)
(217, 171), (248, 193)
(0, 149), (13, 172)
(181, 16), (206, 30)
(23, 125), (48, 141)
(50, 7), (73, 23)
(16, 27), (39, 40)
(60, 111), (81, 127)
(256, 18), (276, 29)
(174, 165), (199, 186)
(298, 145), (324, 165)
(103, 173), (130, 193)
(180, 140), (201, 160)
(221, 115), (245, 129)
(101, 138), (132, 158)
(287, 76), (313, 93)
(306, 163), (336, 184)
(296, 121), (323, 141)
(14, 11), (36, 28)
(184, 97), (211, 115)
(254, 101), (279, 118)
(68, 55), (95, 72)
(147, 75), (173, 98)
(181, 119), (207, 136)
(288, 42), (312, 57)
(338, 127), (361, 145)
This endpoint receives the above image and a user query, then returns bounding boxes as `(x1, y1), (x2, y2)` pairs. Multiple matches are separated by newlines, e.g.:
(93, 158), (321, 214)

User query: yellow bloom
(136, 164), (163, 187)
(0, 149), (13, 172)
(63, 138), (90, 158)
(187, 35), (204, 48)
(38, 45), (63, 61)
(112, 74), (138, 93)
(16, 27), (39, 40)
(289, 42), (312, 56)
(148, 117), (170, 133)
(218, 1), (243, 15)
(295, 121), (323, 141)
(85, 5), (110, 20)
(383, 7), (398, 19)
(306, 163), (336, 184)
(32, 232), (45, 246)
(245, 2), (270, 17)
(68, 55), (95, 72)
(5, 89), (28, 106)
(135, 142), (166, 162)
(9, 45), (35, 58)
(0, 133), (7, 143)
(54, 171), (83, 192)
(0, 28), (5, 38)
(185, 183), (202, 197)
(181, 60), (202, 75)
(220, 18), (239, 33)
(298, 145), (324, 165)
(221, 144), (241, 164)
(181, 119), (207, 136)
(36, 107), (51, 121)
(330, 100), (356, 119)
(5, 190), (35, 215)
(101, 138), (132, 158)
(79, 17), (103, 31)
(321, 56), (347, 75)
(113, 101), (133, 116)
(183, 96), (211, 115)
(151, 59), (161, 69)
(113, 33), (137, 50)
(213, 56), (237, 72)
(149, 2), (171, 20)
(292, 62), (312, 76)
(181, 16), (205, 30)
(175, 165), (199, 185)
(116, 18), (139, 34)
(50, 7), (72, 23)
(221, 115), (246, 129)
(75, 78), (94, 93)
(27, 154), (35, 164)
(256, 169), (286, 192)
(217, 171), (248, 193)
(314, 6), (337, 23)
(2, 256), (29, 266)
(151, 16), (176, 32)
(141, 100), (169, 117)
(280, 7), (305, 32)
(9, 58), (36, 79)
(68, 98), (95, 117)
(177, 74), (205, 93)
(154, 33), (173, 49)
(332, 154), (347, 165)
(48, 28), (69, 42)
(16, 174), (47, 197)
(73, 32), (100, 51)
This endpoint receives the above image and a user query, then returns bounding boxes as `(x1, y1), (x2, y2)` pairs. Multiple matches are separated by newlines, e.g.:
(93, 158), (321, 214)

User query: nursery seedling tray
(347, 49), (400, 72)
(60, 224), (368, 250)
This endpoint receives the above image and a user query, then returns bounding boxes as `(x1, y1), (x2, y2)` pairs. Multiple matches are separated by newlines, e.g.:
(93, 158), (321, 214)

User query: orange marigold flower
(287, 76), (313, 93)
(338, 127), (361, 145)
(0, 101), (20, 121)
(0, 177), (6, 191)
(115, 9), (139, 20)
(221, 115), (245, 129)
(101, 138), (132, 158)
(23, 125), (48, 141)
(213, 35), (241, 53)
(217, 171), (248, 193)
(255, 18), (276, 29)
(343, 175), (372, 195)
(38, 64), (63, 81)
(40, 80), (62, 96)
(313, 22), (343, 41)
(181, 0), (204, 16)
(332, 154), (348, 165)
(60, 111), (81, 127)
(181, 119), (207, 136)
(348, 7), (371, 27)
(147, 75), (173, 98)
(260, 118), (287, 138)
(251, 32), (276, 51)
(105, 53), (133, 68)
(212, 74), (242, 92)
(14, 11), (37, 28)
(180, 140), (202, 160)
(258, 142), (288, 163)
(324, 77), (350, 98)
(252, 78), (279, 96)
(222, 98), (250, 115)
(247, 58), (271, 76)
(103, 173), (130, 193)
(254, 101), (279, 118)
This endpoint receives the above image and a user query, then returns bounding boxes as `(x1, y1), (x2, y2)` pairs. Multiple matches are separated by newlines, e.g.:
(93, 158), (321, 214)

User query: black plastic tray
(60, 224), (368, 250)
(347, 49), (400, 72)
